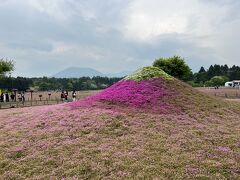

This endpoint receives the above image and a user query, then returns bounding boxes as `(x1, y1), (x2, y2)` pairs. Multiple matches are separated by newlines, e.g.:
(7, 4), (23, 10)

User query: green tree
(198, 66), (206, 73)
(229, 65), (240, 80)
(153, 56), (192, 80)
(38, 82), (51, 91)
(220, 64), (229, 76)
(0, 59), (14, 76)
(207, 65), (215, 79)
(193, 72), (208, 83)
(66, 82), (73, 91)
(206, 76), (228, 87)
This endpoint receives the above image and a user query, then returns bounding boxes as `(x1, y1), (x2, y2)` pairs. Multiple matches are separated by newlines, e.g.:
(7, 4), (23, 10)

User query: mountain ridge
(53, 67), (131, 78)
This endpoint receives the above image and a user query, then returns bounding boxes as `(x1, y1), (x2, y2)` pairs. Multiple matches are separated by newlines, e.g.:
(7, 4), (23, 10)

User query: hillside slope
(0, 67), (239, 179)
(53, 67), (131, 78)
(53, 67), (104, 78)
(70, 67), (234, 116)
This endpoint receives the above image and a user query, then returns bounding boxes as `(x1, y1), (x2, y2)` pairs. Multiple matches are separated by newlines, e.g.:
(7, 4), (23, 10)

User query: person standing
(18, 93), (22, 101)
(65, 91), (68, 101)
(72, 91), (76, 101)
(10, 92), (15, 102)
(61, 91), (65, 102)
(0, 92), (4, 102)
(5, 92), (9, 102)
(3, 92), (6, 102)
(21, 92), (25, 102)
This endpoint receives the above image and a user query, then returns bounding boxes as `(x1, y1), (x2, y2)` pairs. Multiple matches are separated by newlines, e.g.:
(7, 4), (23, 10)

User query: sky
(0, 0), (240, 77)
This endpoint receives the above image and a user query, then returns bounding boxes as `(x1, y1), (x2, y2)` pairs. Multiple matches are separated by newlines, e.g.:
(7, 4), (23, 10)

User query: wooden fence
(0, 98), (67, 109)
(0, 90), (99, 109)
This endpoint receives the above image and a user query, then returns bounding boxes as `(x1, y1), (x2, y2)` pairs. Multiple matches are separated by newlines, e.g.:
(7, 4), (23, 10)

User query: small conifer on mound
(70, 66), (226, 114)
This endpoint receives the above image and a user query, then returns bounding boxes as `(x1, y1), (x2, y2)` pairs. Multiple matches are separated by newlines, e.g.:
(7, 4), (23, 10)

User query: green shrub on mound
(124, 66), (173, 81)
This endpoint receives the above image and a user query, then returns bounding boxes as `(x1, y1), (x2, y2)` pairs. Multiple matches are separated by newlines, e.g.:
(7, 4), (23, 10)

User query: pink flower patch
(69, 78), (182, 114)
(217, 146), (232, 153)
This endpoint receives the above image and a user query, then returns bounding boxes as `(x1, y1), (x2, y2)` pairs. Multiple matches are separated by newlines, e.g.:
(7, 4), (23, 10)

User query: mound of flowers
(70, 67), (181, 114)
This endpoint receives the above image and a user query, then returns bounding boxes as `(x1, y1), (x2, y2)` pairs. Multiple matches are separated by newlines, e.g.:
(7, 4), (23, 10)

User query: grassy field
(0, 69), (239, 179)
(0, 96), (239, 179)
(197, 87), (240, 99)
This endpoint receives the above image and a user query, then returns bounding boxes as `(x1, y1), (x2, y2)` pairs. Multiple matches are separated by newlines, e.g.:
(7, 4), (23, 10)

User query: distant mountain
(107, 71), (132, 78)
(53, 67), (104, 78)
(53, 67), (131, 78)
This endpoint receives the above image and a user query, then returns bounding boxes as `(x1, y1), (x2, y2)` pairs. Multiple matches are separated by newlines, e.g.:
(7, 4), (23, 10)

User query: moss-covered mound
(70, 66), (235, 115)
(124, 66), (173, 81)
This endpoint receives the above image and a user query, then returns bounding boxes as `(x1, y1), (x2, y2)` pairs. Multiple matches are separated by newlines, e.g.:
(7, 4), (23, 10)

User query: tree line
(189, 64), (240, 87)
(0, 76), (122, 91)
(1, 57), (240, 90)
(0, 59), (121, 91)
(153, 56), (240, 87)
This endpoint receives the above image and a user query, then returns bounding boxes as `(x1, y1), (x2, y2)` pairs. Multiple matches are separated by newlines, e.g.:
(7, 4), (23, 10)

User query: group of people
(0, 92), (10, 102)
(61, 90), (77, 102)
(1, 89), (77, 103)
(0, 91), (26, 103)
(0, 91), (23, 102)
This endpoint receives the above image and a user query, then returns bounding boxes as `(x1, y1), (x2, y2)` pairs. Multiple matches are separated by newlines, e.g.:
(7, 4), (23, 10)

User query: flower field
(0, 67), (239, 179)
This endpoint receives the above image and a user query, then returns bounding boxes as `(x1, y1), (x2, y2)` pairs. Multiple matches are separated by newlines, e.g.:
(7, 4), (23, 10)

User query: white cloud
(123, 0), (193, 41)
(0, 0), (240, 76)
(123, 0), (235, 41)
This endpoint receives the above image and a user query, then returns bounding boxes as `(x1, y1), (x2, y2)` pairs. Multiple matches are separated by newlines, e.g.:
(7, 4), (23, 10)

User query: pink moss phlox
(69, 78), (181, 114)
(217, 146), (232, 153)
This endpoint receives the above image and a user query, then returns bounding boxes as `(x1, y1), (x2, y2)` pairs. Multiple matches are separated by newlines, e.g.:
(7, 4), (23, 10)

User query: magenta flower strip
(69, 78), (181, 114)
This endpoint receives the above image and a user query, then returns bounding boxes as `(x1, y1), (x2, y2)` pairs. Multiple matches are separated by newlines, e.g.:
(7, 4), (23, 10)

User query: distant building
(225, 80), (240, 87)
